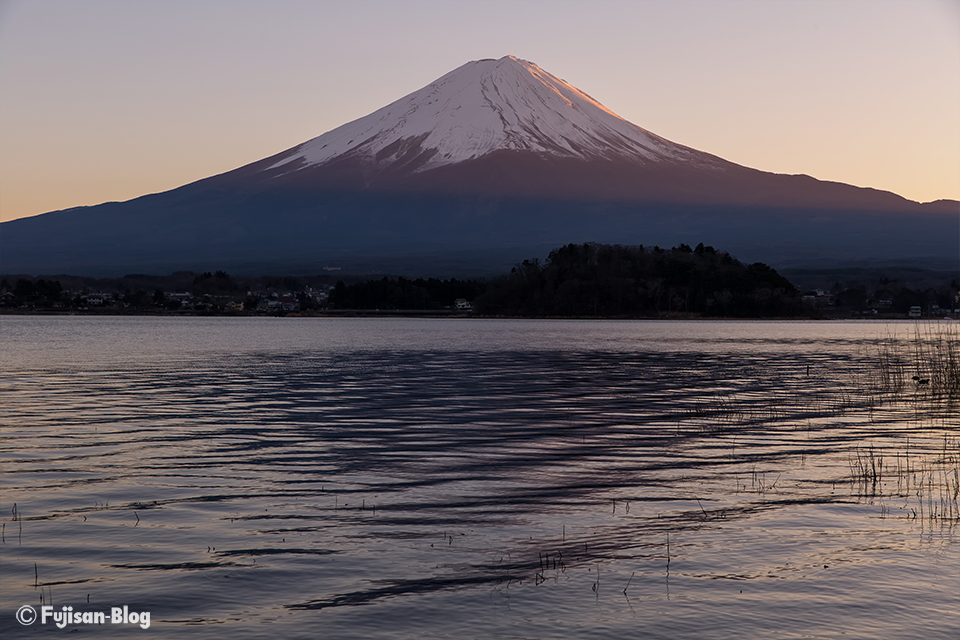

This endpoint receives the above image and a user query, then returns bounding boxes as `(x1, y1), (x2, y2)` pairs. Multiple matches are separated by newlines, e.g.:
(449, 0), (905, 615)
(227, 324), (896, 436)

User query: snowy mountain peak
(267, 56), (722, 175)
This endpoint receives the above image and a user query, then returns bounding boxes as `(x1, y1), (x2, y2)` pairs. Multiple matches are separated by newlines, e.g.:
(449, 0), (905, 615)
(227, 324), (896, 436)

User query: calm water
(1, 317), (957, 639)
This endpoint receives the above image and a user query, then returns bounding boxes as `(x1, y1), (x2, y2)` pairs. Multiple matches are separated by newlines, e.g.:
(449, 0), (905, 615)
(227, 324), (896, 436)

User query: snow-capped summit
(267, 56), (722, 176)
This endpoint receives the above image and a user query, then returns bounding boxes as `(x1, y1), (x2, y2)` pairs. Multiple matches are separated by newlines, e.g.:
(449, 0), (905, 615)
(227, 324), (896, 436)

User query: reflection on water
(1, 317), (957, 639)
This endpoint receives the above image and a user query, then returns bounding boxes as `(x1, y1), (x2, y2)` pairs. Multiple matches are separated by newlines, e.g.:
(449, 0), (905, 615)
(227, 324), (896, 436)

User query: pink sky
(1, 0), (957, 223)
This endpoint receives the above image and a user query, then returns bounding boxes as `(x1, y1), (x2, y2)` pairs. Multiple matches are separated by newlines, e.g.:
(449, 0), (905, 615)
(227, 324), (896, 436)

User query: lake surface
(1, 317), (957, 639)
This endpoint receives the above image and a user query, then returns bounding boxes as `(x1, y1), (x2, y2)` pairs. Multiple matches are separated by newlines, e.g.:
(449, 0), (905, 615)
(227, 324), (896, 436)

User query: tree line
(324, 243), (806, 317)
(8, 242), (950, 317)
(471, 242), (803, 317)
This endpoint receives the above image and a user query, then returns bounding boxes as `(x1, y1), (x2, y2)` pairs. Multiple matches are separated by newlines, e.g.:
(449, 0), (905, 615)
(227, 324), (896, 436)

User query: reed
(623, 571), (635, 595)
(666, 533), (670, 570)
(851, 447), (883, 485)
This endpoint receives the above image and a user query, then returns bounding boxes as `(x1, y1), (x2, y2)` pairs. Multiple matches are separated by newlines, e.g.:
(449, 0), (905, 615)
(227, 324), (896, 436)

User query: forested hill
(473, 243), (803, 317)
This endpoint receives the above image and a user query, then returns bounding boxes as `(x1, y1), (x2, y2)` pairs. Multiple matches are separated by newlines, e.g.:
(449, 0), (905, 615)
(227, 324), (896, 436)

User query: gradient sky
(1, 0), (958, 223)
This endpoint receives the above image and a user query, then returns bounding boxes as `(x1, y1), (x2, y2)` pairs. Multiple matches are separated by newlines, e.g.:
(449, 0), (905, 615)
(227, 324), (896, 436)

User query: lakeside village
(2, 271), (957, 319)
(3, 244), (957, 319)
(1, 274), (330, 314)
(0, 271), (478, 316)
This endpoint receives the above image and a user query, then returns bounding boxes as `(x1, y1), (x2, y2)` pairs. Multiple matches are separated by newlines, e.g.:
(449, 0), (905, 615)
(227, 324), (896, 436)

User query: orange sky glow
(1, 0), (957, 223)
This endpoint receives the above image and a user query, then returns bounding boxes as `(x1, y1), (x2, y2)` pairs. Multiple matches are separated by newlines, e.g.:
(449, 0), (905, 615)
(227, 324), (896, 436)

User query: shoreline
(1, 308), (953, 321)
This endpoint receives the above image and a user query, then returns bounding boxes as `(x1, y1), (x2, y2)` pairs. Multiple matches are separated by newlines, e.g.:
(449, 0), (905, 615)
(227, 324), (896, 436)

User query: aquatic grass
(839, 324), (960, 522)
(850, 446), (884, 486)
(848, 436), (959, 523)
(865, 323), (960, 403)
(873, 332), (907, 396)
(918, 323), (960, 397)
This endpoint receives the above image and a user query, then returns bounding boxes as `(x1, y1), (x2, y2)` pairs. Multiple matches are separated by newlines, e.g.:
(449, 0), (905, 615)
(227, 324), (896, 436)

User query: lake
(1, 316), (957, 639)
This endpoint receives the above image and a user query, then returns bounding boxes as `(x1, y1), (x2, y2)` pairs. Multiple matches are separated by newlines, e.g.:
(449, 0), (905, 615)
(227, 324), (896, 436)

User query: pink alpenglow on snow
(268, 56), (723, 175)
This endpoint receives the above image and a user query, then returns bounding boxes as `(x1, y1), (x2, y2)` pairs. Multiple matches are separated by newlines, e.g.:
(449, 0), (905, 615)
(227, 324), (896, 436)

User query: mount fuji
(2, 56), (956, 276)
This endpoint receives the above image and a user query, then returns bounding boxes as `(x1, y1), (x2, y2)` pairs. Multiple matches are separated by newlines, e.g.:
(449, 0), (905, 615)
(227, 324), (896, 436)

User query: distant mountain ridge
(2, 56), (956, 276)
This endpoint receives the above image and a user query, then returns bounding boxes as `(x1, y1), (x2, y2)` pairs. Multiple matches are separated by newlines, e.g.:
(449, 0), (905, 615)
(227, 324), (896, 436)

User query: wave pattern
(1, 318), (957, 639)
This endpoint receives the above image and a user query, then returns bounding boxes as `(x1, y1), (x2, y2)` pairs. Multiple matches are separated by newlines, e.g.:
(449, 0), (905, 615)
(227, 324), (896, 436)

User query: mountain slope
(2, 56), (956, 276)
